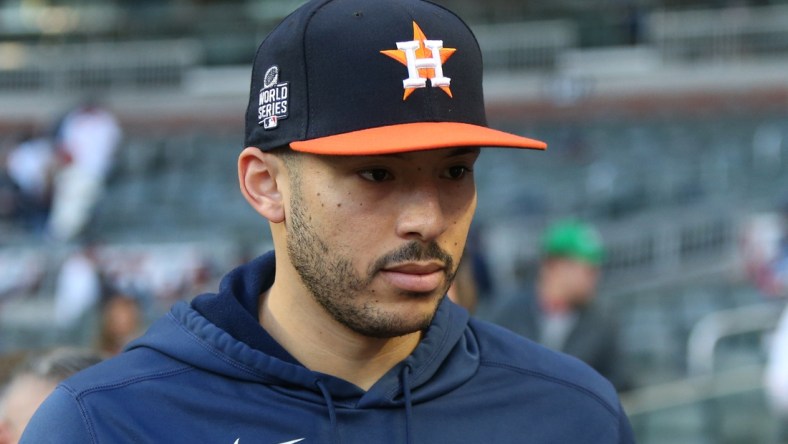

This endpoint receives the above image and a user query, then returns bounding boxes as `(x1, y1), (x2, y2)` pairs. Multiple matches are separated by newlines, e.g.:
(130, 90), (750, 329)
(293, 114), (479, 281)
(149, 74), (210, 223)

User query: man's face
(542, 258), (600, 307)
(284, 147), (479, 338)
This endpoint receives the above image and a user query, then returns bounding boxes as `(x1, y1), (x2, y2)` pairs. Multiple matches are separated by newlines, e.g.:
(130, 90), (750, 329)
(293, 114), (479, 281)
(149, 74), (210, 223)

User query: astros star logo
(380, 21), (457, 100)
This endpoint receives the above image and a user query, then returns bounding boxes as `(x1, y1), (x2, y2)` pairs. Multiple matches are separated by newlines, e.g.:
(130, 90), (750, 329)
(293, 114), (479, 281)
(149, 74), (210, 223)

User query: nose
(394, 181), (448, 242)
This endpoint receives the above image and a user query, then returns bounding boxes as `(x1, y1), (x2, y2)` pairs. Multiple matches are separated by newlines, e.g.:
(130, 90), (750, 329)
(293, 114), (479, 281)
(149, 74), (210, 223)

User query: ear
(238, 147), (287, 223)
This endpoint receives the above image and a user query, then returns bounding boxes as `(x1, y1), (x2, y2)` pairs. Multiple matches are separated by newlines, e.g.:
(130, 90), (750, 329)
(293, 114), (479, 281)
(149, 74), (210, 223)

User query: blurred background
(0, 0), (787, 442)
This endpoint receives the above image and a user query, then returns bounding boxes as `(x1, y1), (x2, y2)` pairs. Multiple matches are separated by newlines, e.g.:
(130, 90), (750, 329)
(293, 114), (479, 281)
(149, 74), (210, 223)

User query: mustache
(370, 241), (454, 274)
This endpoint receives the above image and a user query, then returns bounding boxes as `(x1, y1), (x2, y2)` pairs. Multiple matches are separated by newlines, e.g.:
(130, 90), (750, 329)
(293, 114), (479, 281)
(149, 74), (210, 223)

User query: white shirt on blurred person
(47, 103), (122, 241)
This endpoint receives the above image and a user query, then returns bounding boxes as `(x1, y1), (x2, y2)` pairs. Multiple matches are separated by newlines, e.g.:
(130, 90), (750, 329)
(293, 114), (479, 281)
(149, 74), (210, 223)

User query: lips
(379, 262), (445, 293)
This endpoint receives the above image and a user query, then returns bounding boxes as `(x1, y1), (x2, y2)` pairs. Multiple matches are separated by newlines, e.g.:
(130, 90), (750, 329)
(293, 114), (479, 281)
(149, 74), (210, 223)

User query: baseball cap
(541, 220), (605, 265)
(244, 0), (547, 155)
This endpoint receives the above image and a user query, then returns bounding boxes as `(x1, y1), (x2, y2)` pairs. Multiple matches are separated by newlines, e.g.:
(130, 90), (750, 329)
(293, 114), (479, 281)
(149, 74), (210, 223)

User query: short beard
(285, 176), (455, 338)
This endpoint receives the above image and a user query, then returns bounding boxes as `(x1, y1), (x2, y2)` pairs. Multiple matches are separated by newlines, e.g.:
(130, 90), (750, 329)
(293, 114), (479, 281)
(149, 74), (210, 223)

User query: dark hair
(267, 145), (301, 172)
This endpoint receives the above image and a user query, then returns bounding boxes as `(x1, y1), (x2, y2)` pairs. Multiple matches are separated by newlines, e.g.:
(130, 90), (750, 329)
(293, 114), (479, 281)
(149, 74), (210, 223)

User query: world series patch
(258, 66), (289, 130)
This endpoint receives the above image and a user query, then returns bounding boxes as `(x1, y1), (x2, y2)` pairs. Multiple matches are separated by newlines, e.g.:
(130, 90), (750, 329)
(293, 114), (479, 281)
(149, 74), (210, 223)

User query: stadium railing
(686, 302), (785, 376)
(471, 20), (578, 72)
(622, 302), (785, 443)
(0, 39), (203, 92)
(649, 4), (788, 62)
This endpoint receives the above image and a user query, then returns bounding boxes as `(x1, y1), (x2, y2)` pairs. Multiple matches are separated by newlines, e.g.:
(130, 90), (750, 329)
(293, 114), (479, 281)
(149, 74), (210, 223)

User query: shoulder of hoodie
(20, 347), (191, 443)
(468, 316), (622, 417)
(52, 300), (233, 400)
(58, 343), (193, 402)
(71, 347), (194, 396)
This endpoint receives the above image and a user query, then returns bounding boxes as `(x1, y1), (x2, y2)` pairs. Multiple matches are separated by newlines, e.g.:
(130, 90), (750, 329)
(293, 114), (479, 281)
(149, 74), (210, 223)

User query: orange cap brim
(289, 122), (546, 155)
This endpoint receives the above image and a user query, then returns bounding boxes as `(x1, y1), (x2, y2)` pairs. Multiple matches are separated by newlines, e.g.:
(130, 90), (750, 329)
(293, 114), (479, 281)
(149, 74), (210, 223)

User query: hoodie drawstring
(315, 379), (340, 444)
(315, 368), (414, 444)
(401, 365), (414, 444)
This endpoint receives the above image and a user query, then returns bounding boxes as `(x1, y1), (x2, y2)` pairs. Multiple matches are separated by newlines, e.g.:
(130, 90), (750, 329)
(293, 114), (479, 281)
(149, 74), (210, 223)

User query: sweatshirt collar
(142, 250), (479, 406)
(191, 251), (300, 366)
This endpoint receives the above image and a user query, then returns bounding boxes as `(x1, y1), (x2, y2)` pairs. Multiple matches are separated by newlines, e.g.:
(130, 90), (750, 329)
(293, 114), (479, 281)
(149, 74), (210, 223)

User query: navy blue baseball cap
(244, 0), (547, 155)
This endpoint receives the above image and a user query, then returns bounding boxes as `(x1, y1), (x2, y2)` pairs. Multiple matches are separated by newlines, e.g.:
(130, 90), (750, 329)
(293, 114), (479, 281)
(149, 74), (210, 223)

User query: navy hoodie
(22, 252), (634, 443)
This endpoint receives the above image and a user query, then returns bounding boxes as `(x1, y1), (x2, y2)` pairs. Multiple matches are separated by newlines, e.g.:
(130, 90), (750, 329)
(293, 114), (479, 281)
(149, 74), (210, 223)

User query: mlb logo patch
(258, 66), (289, 130)
(262, 115), (278, 130)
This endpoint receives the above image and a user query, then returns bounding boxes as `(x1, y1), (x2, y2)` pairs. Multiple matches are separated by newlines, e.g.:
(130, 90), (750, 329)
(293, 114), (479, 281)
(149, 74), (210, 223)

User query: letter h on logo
(396, 39), (451, 90)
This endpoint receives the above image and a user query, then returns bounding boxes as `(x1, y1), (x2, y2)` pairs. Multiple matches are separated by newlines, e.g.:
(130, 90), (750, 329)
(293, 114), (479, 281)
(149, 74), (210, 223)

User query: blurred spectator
(47, 100), (122, 242)
(0, 348), (102, 444)
(774, 204), (788, 294)
(0, 145), (20, 223)
(742, 207), (788, 297)
(5, 130), (56, 233)
(493, 220), (630, 391)
(0, 353), (29, 392)
(95, 294), (143, 357)
(624, 4), (644, 46)
(464, 225), (495, 309)
(766, 304), (788, 442)
(53, 245), (104, 330)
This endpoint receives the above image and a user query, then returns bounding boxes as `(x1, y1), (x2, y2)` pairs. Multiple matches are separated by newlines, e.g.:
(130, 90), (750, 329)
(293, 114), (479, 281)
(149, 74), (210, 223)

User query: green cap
(541, 220), (604, 265)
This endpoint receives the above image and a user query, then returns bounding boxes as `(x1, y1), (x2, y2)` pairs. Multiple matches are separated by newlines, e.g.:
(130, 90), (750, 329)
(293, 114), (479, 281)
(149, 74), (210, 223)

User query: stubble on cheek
(284, 169), (464, 338)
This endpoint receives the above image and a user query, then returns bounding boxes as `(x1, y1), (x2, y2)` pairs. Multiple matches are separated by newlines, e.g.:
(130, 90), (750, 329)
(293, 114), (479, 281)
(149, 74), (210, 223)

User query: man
(5, 129), (56, 233)
(495, 220), (630, 391)
(0, 349), (101, 444)
(22, 0), (634, 442)
(47, 100), (121, 242)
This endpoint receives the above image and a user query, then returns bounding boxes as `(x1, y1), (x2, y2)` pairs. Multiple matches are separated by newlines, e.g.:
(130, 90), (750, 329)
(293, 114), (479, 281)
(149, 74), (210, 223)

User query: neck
(260, 261), (421, 391)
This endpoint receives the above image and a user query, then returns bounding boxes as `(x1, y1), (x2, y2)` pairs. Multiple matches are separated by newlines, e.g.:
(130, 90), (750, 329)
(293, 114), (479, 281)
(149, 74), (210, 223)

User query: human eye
(358, 168), (393, 182)
(441, 165), (473, 180)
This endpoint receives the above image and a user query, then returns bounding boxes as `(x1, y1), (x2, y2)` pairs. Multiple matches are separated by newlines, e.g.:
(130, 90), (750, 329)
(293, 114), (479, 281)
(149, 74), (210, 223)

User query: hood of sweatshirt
(126, 251), (479, 410)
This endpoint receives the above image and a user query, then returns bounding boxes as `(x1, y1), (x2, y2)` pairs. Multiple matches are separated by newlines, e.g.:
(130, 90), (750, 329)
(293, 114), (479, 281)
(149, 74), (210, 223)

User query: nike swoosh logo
(234, 438), (304, 444)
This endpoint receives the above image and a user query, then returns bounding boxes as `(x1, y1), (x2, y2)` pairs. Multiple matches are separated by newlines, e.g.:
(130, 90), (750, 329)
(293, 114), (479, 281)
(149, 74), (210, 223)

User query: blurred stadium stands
(1, 0), (788, 442)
